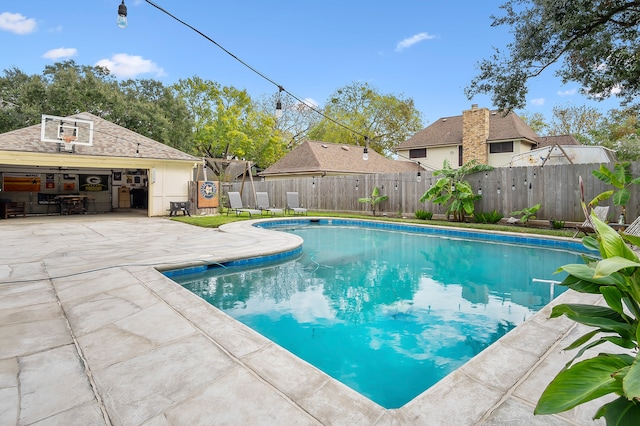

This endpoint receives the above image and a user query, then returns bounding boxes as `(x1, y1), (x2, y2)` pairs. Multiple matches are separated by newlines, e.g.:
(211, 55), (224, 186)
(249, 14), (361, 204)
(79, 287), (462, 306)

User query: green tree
(420, 159), (493, 222)
(518, 111), (549, 135)
(465, 1), (640, 112)
(0, 61), (195, 152)
(308, 81), (423, 156)
(548, 105), (602, 144)
(256, 92), (321, 151)
(591, 108), (640, 161)
(174, 77), (288, 168)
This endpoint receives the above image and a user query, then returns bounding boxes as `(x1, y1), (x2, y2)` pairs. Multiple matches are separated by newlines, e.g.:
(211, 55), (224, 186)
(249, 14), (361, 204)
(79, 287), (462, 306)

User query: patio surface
(0, 212), (609, 425)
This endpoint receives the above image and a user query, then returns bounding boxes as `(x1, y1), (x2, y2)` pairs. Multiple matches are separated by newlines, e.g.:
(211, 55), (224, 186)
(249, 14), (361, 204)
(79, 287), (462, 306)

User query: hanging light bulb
(451, 183), (456, 192)
(275, 86), (283, 118)
(117, 0), (128, 29)
(512, 179), (515, 191)
(394, 181), (398, 190)
(497, 185), (501, 194)
(356, 179), (359, 190)
(478, 180), (482, 195)
(416, 171), (421, 182)
(362, 146), (368, 161)
(312, 176), (315, 189)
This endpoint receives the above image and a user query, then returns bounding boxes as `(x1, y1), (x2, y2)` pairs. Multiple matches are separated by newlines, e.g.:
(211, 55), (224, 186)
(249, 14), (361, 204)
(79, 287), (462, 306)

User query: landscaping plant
(474, 210), (504, 224)
(358, 186), (388, 216)
(590, 162), (640, 221)
(510, 203), (541, 225)
(414, 209), (433, 220)
(534, 213), (640, 424)
(420, 159), (493, 222)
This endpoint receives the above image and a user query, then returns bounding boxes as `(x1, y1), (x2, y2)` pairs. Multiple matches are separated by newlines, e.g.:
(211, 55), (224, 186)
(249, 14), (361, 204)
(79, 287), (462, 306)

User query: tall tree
(547, 104), (602, 144)
(174, 77), (288, 168)
(307, 81), (423, 156)
(465, 1), (640, 112)
(256, 92), (321, 151)
(591, 108), (640, 160)
(0, 61), (194, 151)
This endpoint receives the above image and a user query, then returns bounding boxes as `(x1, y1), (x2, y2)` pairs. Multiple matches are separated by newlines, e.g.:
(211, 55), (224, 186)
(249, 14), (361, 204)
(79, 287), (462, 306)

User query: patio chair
(622, 215), (640, 237)
(573, 205), (609, 238)
(256, 192), (283, 216)
(286, 192), (307, 216)
(227, 192), (261, 217)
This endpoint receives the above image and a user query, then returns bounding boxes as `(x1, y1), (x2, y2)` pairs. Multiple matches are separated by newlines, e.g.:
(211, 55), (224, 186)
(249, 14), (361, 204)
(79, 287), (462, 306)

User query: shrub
(415, 209), (433, 220)
(550, 219), (565, 229)
(474, 210), (504, 224)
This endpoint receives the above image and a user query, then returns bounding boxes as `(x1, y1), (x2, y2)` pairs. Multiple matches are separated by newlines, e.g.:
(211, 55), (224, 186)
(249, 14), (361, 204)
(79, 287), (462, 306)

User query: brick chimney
(462, 104), (490, 165)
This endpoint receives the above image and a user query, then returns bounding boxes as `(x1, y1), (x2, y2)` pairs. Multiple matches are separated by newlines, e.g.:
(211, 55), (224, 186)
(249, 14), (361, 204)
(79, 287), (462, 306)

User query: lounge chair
(623, 215), (640, 237)
(227, 192), (261, 217)
(573, 205), (610, 238)
(286, 192), (307, 216)
(256, 192), (283, 216)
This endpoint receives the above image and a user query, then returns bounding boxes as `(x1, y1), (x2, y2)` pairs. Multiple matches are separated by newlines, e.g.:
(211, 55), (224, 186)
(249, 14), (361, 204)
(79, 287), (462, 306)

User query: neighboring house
(259, 140), (420, 180)
(0, 112), (200, 217)
(395, 104), (540, 169)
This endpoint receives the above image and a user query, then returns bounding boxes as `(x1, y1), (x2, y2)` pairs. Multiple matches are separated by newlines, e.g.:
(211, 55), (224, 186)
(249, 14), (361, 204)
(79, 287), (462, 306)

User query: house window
(489, 141), (514, 154)
(409, 148), (427, 159)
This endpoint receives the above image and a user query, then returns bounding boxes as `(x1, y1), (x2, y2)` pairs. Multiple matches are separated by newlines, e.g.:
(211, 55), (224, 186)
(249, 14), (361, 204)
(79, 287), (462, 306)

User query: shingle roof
(0, 112), (198, 161)
(259, 140), (419, 176)
(536, 134), (580, 148)
(395, 109), (539, 150)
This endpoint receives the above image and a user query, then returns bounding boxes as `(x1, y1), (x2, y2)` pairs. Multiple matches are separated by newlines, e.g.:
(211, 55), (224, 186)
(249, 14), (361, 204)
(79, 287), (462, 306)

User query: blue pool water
(168, 221), (585, 408)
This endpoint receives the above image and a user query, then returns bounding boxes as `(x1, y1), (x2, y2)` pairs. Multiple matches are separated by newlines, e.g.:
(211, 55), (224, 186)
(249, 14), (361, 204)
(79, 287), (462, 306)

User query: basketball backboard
(41, 114), (94, 148)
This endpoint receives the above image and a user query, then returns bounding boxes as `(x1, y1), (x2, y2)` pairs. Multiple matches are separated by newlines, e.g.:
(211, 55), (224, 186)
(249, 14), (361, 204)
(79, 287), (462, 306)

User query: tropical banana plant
(358, 186), (388, 216)
(420, 159), (493, 221)
(590, 162), (640, 214)
(534, 212), (640, 424)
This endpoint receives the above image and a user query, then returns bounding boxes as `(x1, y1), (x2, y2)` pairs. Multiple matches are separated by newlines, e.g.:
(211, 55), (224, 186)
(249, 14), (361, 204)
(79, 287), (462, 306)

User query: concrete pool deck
(0, 213), (609, 425)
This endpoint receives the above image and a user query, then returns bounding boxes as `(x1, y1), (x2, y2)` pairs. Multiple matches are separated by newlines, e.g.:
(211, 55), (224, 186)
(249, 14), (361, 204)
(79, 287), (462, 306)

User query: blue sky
(0, 0), (622, 127)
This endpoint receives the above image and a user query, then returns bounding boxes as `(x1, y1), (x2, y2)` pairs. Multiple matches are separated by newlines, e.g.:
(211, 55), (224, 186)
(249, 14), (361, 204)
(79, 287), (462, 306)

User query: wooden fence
(228, 162), (640, 223)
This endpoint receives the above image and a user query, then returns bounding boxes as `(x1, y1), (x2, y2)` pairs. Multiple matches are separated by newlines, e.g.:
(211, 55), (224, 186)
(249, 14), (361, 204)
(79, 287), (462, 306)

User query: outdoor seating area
(573, 205), (610, 238)
(256, 192), (283, 216)
(227, 191), (261, 217)
(286, 192), (307, 216)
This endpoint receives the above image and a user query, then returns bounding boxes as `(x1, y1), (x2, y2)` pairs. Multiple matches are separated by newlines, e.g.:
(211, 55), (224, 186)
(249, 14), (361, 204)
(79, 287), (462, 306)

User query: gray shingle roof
(396, 109), (540, 150)
(536, 134), (580, 148)
(260, 140), (419, 176)
(0, 112), (198, 161)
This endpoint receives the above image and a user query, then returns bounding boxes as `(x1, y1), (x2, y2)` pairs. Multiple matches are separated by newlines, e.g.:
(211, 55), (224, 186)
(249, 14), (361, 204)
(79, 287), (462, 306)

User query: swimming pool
(167, 219), (586, 409)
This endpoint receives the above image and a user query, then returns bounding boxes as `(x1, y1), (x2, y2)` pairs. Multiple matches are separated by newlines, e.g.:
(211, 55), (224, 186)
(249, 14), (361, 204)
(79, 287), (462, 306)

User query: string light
(497, 184), (501, 194)
(275, 86), (283, 118)
(117, 0), (128, 28)
(478, 180), (482, 195)
(395, 181), (398, 190)
(356, 179), (359, 190)
(512, 179), (515, 191)
(132, 0), (369, 142)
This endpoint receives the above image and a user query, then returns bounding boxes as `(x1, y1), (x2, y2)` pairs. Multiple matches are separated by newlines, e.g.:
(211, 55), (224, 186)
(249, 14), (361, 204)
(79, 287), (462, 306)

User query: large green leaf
(594, 395), (640, 424)
(623, 356), (640, 399)
(595, 257), (640, 279)
(601, 285), (624, 314)
(560, 264), (622, 286)
(593, 216), (637, 261)
(613, 188), (631, 206)
(535, 354), (630, 414)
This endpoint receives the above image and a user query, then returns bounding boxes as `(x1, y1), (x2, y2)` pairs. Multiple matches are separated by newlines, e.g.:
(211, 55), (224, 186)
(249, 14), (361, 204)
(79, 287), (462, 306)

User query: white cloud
(95, 53), (165, 78)
(557, 88), (577, 96)
(43, 47), (77, 60)
(529, 98), (545, 106)
(0, 12), (37, 34)
(395, 32), (436, 52)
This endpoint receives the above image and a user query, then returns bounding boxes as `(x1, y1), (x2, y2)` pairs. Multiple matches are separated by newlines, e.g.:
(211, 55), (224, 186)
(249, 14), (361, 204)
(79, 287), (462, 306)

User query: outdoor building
(0, 112), (201, 217)
(259, 140), (421, 180)
(395, 104), (540, 169)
